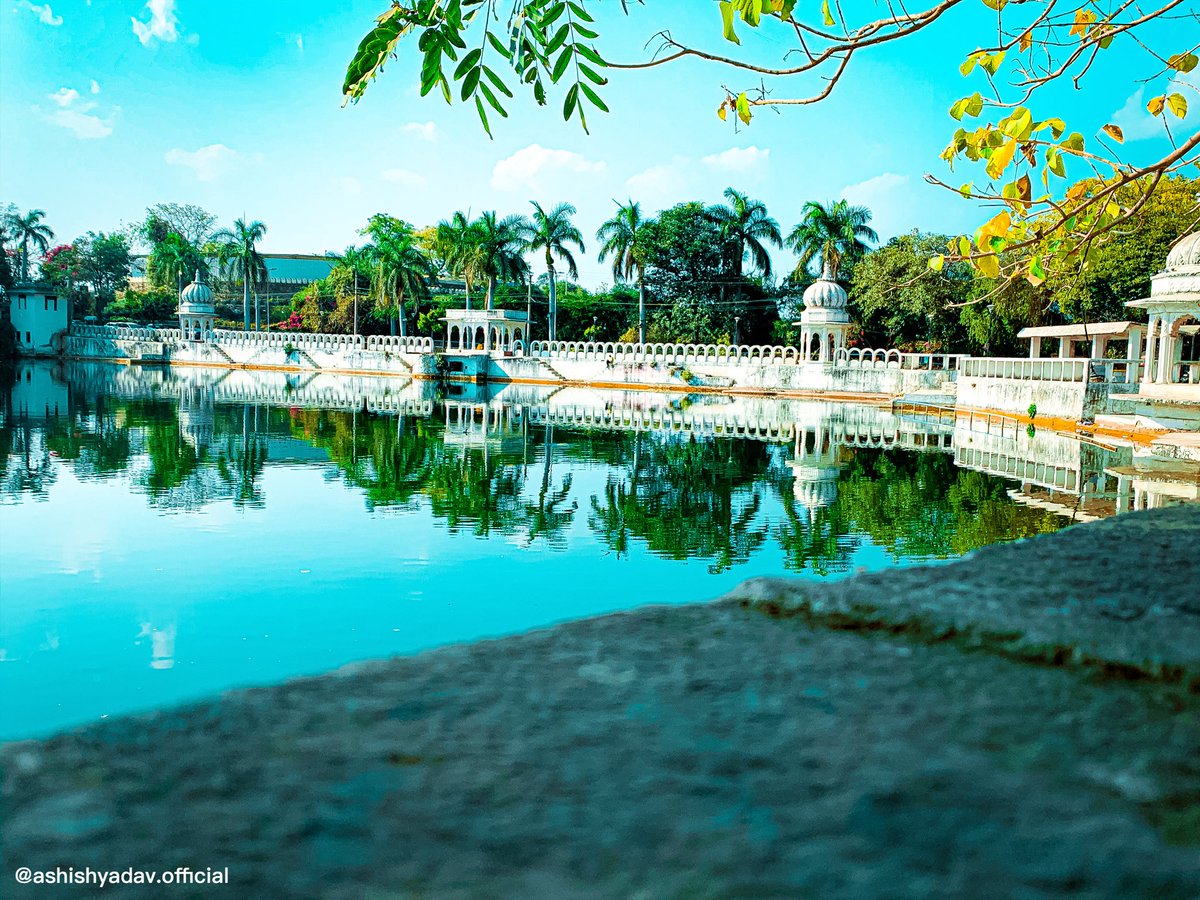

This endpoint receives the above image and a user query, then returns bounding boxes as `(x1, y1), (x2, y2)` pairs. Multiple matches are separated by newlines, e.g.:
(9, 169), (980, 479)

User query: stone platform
(3, 507), (1199, 898)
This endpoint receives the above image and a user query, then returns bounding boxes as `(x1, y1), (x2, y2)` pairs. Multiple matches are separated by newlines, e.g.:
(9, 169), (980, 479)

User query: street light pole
(734, 316), (741, 346)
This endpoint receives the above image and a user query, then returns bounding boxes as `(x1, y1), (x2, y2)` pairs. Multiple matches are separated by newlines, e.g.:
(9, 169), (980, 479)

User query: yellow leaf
(717, 103), (728, 122)
(928, 254), (945, 272)
(978, 210), (1012, 243)
(976, 253), (1000, 279)
(986, 137), (1017, 179)
(1147, 95), (1166, 117)
(1167, 93), (1188, 119)
(1065, 183), (1088, 201)
(1019, 28), (1032, 52)
(1069, 8), (1095, 37)
(1101, 123), (1123, 143)
(821, 0), (835, 27)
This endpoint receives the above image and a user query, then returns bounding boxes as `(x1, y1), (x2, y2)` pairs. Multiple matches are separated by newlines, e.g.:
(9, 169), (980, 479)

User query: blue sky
(2, 0), (1192, 285)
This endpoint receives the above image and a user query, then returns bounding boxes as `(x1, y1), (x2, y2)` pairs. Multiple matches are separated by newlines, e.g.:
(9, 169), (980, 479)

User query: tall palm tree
(212, 218), (269, 331)
(523, 201), (585, 342)
(435, 211), (484, 310)
(709, 188), (782, 279)
(597, 200), (652, 344)
(327, 244), (374, 335)
(4, 208), (55, 282)
(786, 199), (878, 281)
(154, 232), (203, 297)
(373, 232), (434, 337)
(474, 211), (530, 312)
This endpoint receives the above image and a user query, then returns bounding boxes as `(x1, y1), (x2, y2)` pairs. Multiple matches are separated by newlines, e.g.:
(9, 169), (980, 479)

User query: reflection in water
(2, 360), (1197, 739)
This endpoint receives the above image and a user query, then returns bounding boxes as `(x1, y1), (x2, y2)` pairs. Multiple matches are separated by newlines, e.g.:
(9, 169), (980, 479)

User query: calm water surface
(1, 361), (1103, 739)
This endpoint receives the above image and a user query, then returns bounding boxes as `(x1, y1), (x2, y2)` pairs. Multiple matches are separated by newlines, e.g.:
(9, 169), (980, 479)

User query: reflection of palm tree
(521, 423), (577, 546)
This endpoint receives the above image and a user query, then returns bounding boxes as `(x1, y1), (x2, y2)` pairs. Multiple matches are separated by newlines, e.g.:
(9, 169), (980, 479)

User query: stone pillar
(1127, 326), (1143, 364)
(1029, 336), (1042, 359)
(1157, 318), (1175, 384)
(1058, 337), (1072, 359)
(1144, 317), (1158, 385)
(1090, 336), (1104, 359)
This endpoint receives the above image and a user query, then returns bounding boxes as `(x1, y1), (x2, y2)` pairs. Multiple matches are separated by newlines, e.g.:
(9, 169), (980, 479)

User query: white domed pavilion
(796, 264), (852, 363)
(178, 270), (215, 342)
(1127, 229), (1200, 392)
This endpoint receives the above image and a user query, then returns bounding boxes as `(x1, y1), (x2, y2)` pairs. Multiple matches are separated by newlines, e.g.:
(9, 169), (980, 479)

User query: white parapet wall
(956, 356), (1127, 421)
(66, 325), (434, 377)
(499, 342), (963, 396)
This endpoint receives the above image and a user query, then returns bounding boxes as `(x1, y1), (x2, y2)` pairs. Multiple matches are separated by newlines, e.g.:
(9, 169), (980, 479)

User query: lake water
(1, 360), (1133, 740)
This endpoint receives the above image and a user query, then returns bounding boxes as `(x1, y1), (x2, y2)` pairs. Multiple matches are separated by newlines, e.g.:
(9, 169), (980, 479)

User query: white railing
(834, 348), (965, 371)
(70, 323), (163, 342)
(1087, 358), (1142, 385)
(527, 340), (803, 365)
(960, 356), (1089, 382)
(69, 323), (434, 355)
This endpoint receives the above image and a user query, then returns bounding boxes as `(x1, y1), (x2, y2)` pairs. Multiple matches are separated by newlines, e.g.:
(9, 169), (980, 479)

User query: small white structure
(788, 421), (843, 517)
(796, 266), (851, 364)
(1018, 321), (1145, 362)
(1127, 229), (1200, 393)
(9, 281), (68, 356)
(177, 270), (215, 342)
(445, 308), (528, 355)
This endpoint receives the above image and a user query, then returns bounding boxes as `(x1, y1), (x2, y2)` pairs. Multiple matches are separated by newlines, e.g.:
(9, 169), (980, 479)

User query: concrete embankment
(3, 506), (1198, 898)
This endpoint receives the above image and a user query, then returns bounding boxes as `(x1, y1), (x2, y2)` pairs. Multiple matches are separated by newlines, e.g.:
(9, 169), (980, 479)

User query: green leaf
(1168, 52), (1199, 73)
(579, 81), (609, 112)
(474, 94), (493, 139)
(928, 254), (945, 272)
(719, 1), (740, 45)
(1167, 93), (1188, 119)
(821, 0), (835, 26)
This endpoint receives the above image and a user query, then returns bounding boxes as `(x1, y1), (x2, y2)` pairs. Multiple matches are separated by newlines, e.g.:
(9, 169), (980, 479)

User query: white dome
(179, 271), (214, 313)
(1164, 231), (1200, 273)
(802, 276), (848, 310)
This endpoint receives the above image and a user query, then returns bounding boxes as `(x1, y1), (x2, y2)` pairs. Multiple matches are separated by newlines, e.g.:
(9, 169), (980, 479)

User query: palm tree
(4, 208), (55, 282)
(373, 231), (434, 337)
(522, 201), (585, 342)
(154, 232), (203, 297)
(474, 211), (530, 312)
(597, 200), (652, 344)
(435, 211), (483, 310)
(786, 199), (878, 281)
(709, 188), (782, 280)
(327, 244), (374, 335)
(212, 218), (269, 331)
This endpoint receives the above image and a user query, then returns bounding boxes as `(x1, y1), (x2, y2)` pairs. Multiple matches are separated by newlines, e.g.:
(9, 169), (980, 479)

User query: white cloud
(295, 34), (304, 52)
(50, 108), (112, 139)
(164, 144), (239, 182)
(382, 168), (427, 188)
(1111, 77), (1200, 142)
(701, 146), (770, 176)
(491, 144), (606, 191)
(90, 80), (101, 95)
(50, 87), (80, 107)
(401, 121), (438, 142)
(625, 160), (690, 203)
(838, 172), (931, 242)
(131, 0), (177, 46)
(18, 1), (62, 26)
(335, 176), (362, 194)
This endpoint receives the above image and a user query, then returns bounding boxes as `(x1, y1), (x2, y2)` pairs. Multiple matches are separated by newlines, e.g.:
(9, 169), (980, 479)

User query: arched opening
(475, 327), (485, 350)
(450, 325), (460, 349)
(513, 328), (522, 345)
(1171, 315), (1200, 383)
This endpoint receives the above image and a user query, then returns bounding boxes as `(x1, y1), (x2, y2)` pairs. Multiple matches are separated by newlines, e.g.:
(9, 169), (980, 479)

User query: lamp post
(734, 316), (741, 346)
(593, 315), (598, 342)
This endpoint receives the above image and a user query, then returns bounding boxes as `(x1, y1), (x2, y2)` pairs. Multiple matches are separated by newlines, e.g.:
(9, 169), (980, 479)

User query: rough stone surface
(3, 508), (1200, 899)
(726, 504), (1200, 691)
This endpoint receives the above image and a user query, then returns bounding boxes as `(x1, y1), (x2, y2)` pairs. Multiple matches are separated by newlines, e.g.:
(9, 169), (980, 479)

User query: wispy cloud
(131, 0), (178, 46)
(625, 159), (690, 203)
(165, 144), (239, 182)
(491, 144), (606, 192)
(43, 86), (114, 139)
(17, 1), (62, 26)
(50, 87), (80, 107)
(90, 80), (101, 95)
(701, 146), (770, 177)
(401, 121), (438, 142)
(1110, 76), (1200, 142)
(382, 168), (427, 188)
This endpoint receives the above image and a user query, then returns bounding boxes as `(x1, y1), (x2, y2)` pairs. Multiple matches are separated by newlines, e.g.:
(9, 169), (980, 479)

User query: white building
(177, 270), (216, 342)
(1127, 228), (1200, 396)
(8, 281), (69, 356)
(445, 308), (529, 354)
(795, 266), (852, 363)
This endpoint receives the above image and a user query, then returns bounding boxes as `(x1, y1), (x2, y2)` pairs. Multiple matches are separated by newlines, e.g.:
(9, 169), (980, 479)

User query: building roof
(1017, 322), (1138, 339)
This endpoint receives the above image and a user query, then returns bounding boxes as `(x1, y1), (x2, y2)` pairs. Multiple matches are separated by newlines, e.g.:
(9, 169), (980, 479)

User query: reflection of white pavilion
(444, 309), (529, 355)
(788, 421), (844, 517)
(442, 398), (527, 453)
